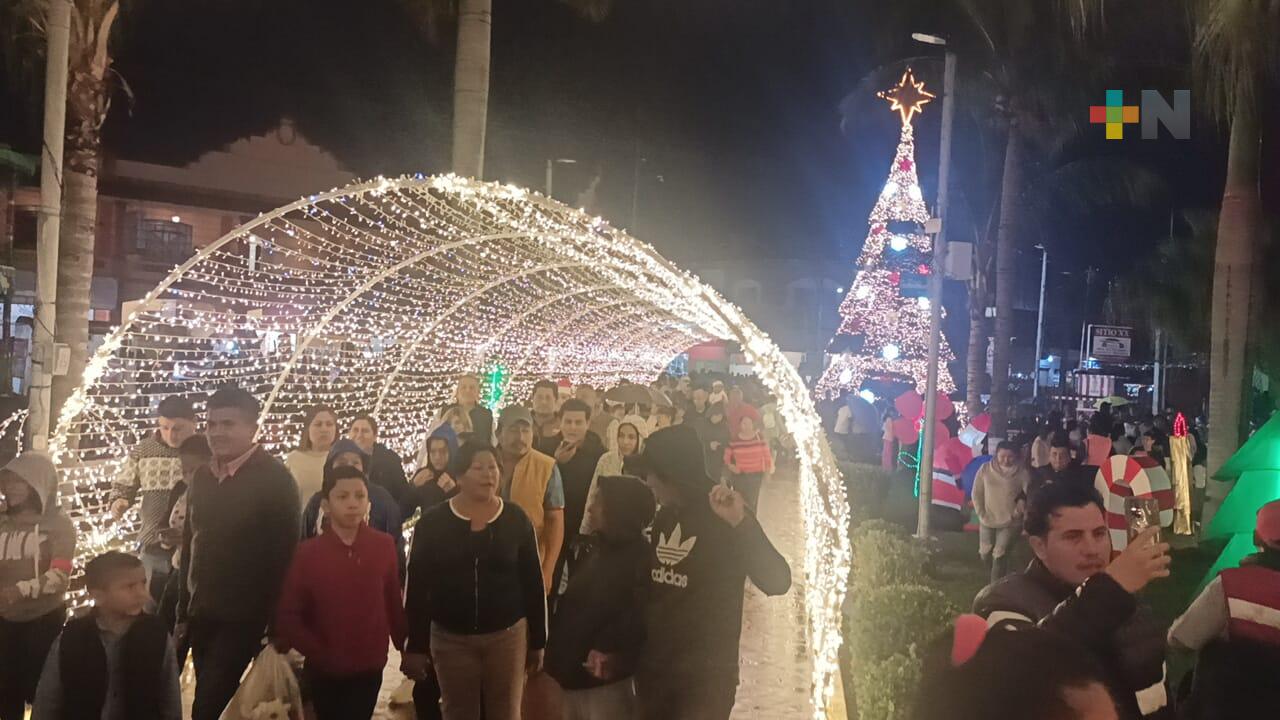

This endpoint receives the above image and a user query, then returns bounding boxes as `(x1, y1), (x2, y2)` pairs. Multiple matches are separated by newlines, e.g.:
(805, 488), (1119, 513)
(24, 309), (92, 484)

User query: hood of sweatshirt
(4, 451), (60, 516)
(641, 425), (713, 493)
(327, 438), (371, 469)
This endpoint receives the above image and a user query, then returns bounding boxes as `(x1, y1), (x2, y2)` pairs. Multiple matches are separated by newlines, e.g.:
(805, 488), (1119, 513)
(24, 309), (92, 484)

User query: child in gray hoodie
(0, 451), (76, 720)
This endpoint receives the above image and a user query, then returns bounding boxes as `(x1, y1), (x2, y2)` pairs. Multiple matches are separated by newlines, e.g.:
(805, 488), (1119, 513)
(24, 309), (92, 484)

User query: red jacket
(276, 523), (407, 676)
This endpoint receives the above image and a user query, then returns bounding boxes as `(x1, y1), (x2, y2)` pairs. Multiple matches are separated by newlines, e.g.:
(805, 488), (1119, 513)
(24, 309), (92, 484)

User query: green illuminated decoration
(1202, 412), (1280, 587)
(481, 360), (511, 411)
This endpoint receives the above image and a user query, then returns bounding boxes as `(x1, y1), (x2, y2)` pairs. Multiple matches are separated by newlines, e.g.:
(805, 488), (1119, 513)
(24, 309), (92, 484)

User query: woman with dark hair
(406, 434), (458, 518)
(548, 475), (655, 719)
(286, 405), (339, 503)
(914, 615), (1118, 720)
(348, 414), (410, 514)
(401, 442), (546, 720)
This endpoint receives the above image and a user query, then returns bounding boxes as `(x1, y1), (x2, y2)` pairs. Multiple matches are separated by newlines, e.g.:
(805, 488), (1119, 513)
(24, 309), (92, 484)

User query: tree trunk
(1205, 104), (1260, 514)
(49, 170), (97, 428)
(988, 121), (1023, 439)
(966, 310), (986, 415)
(49, 60), (108, 428)
(451, 0), (492, 178)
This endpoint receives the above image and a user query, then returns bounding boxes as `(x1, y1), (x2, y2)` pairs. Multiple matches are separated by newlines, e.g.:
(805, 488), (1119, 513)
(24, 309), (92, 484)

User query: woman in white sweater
(972, 440), (1030, 583)
(284, 404), (338, 503)
(580, 420), (645, 535)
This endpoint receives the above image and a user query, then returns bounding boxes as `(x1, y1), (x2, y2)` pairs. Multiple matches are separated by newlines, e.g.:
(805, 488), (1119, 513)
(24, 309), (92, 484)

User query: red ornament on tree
(889, 271), (901, 285)
(898, 158), (913, 172)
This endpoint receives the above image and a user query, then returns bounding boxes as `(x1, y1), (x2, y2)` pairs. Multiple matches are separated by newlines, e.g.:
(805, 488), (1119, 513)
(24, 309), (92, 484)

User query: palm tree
(959, 1), (1115, 439)
(404, 0), (612, 178)
(5, 1), (123, 423)
(1194, 0), (1277, 481)
(50, 0), (122, 422)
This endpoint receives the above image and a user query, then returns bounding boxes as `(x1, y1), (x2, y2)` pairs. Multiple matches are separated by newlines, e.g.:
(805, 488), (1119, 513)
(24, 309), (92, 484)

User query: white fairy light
(881, 343), (901, 360)
(889, 234), (910, 252)
(47, 174), (849, 718)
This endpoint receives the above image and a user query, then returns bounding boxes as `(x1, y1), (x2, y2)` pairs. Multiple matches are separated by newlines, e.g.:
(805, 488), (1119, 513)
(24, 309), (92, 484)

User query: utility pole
(913, 34), (955, 538)
(1032, 245), (1048, 400)
(29, 0), (72, 451)
(545, 157), (576, 198)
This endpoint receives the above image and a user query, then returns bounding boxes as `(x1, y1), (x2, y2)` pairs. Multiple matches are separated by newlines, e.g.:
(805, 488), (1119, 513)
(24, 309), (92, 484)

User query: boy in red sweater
(724, 414), (774, 511)
(275, 465), (406, 720)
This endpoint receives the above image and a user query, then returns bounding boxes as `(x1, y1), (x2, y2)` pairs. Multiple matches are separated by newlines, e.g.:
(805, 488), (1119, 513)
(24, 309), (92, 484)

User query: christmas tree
(1199, 411), (1280, 589)
(817, 68), (957, 400)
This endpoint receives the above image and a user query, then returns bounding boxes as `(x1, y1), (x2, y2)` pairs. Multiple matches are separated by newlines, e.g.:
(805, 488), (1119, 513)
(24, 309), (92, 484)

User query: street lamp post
(1032, 244), (1048, 400)
(29, 0), (72, 451)
(912, 32), (956, 538)
(545, 157), (577, 198)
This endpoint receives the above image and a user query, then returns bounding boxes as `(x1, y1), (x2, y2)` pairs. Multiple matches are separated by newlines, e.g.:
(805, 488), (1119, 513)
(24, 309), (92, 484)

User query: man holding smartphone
(973, 481), (1172, 719)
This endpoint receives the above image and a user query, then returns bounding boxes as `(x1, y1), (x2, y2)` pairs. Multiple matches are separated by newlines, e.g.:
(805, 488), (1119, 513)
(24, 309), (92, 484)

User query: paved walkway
(184, 470), (814, 719)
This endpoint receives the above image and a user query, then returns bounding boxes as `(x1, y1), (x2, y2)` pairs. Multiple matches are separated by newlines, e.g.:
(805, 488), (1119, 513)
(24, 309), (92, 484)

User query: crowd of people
(0, 371), (791, 720)
(906, 405), (1280, 719)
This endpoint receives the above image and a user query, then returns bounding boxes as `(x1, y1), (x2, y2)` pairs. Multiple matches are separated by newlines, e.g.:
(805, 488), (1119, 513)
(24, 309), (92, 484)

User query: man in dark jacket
(178, 387), (300, 720)
(973, 481), (1172, 719)
(549, 399), (607, 547)
(1028, 435), (1095, 499)
(633, 425), (791, 720)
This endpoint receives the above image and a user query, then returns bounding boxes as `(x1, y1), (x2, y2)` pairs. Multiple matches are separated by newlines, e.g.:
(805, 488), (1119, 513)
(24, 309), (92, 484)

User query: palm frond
(1192, 0), (1280, 125)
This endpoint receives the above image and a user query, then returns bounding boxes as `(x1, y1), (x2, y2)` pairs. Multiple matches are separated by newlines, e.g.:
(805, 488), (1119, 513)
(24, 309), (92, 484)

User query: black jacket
(179, 447), (300, 625)
(369, 443), (411, 514)
(973, 559), (1169, 719)
(552, 431), (607, 548)
(405, 499), (547, 652)
(637, 425), (791, 678)
(546, 533), (649, 690)
(1028, 463), (1095, 499)
(58, 612), (169, 720)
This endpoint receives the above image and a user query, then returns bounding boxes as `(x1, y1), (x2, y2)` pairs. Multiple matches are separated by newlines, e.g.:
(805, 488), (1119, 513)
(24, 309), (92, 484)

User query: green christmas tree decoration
(1200, 412), (1280, 587)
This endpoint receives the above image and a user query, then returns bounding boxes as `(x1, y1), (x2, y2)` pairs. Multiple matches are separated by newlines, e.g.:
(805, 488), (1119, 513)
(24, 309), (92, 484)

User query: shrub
(852, 650), (922, 720)
(840, 462), (896, 520)
(852, 530), (927, 590)
(850, 518), (910, 546)
(847, 584), (956, 667)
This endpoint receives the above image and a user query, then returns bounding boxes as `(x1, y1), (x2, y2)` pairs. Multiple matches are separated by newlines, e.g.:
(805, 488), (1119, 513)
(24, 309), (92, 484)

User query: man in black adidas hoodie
(633, 425), (791, 720)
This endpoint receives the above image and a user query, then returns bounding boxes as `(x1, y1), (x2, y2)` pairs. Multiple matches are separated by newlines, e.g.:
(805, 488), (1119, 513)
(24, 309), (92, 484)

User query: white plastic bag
(218, 645), (304, 720)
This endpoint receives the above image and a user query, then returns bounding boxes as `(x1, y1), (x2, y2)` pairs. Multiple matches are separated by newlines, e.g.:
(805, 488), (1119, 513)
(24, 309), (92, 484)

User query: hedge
(847, 583), (956, 668)
(852, 651), (922, 720)
(840, 462), (896, 523)
(850, 518), (910, 547)
(852, 530), (927, 590)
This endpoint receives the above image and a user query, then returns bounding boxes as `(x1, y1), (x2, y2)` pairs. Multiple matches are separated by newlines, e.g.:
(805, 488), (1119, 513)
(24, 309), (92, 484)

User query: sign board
(1089, 325), (1132, 361)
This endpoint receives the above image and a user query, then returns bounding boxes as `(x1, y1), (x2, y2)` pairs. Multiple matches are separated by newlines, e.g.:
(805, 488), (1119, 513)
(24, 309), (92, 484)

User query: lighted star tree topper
(816, 68), (957, 400)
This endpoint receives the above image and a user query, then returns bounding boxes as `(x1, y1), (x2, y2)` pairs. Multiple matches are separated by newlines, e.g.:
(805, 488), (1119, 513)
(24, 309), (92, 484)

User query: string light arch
(49, 175), (850, 718)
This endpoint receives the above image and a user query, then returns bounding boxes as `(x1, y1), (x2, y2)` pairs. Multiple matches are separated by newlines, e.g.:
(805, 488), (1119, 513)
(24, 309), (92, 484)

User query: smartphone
(1124, 496), (1161, 545)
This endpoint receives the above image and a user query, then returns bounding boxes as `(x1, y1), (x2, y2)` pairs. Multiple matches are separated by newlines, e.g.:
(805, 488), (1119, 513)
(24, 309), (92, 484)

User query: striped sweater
(110, 435), (184, 551)
(724, 437), (773, 475)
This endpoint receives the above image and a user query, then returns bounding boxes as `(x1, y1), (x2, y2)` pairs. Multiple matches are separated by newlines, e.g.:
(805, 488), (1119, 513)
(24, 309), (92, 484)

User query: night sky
(0, 0), (1257, 358)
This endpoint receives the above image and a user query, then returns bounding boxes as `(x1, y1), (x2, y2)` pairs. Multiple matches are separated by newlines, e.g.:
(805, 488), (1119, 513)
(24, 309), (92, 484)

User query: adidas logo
(652, 524), (696, 588)
(655, 524), (696, 566)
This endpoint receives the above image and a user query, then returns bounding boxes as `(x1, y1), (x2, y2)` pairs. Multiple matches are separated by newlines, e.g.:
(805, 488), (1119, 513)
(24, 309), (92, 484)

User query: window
(134, 219), (193, 263)
(12, 210), (37, 250)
